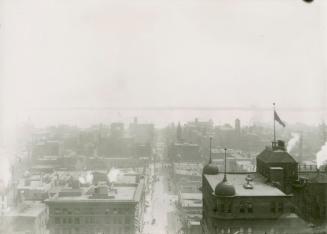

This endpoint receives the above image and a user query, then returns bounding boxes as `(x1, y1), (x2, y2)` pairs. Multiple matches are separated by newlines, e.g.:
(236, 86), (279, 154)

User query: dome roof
(214, 179), (236, 197)
(203, 163), (219, 175)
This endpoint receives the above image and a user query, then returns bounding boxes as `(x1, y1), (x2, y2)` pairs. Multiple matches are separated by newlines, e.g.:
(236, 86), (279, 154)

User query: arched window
(278, 202), (283, 213)
(227, 203), (232, 213)
(240, 201), (245, 213)
(247, 203), (253, 213)
(270, 202), (276, 213)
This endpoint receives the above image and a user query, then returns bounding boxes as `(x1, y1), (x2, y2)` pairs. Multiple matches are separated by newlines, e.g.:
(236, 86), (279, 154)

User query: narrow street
(142, 141), (182, 234)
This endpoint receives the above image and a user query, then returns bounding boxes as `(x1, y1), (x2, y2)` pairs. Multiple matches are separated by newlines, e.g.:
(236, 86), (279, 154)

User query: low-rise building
(2, 201), (48, 234)
(45, 178), (145, 234)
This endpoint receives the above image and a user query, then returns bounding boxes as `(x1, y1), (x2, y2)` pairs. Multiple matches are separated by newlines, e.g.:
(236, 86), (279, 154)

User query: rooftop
(299, 171), (327, 183)
(205, 173), (287, 197)
(173, 163), (202, 176)
(180, 192), (202, 201)
(5, 201), (47, 218)
(46, 180), (144, 204)
(257, 147), (297, 164)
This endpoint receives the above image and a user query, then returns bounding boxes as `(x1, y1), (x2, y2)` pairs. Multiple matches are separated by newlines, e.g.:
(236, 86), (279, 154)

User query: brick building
(46, 179), (145, 234)
(201, 141), (310, 234)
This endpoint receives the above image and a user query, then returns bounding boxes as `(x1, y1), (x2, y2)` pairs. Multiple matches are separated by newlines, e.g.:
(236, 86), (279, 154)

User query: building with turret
(201, 141), (311, 234)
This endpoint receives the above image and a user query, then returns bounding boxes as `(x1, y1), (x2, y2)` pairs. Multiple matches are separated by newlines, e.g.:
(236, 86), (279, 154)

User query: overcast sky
(1, 0), (327, 126)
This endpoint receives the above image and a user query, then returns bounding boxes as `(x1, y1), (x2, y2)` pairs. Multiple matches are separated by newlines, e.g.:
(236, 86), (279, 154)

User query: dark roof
(203, 163), (219, 175)
(214, 180), (236, 197)
(257, 147), (297, 164)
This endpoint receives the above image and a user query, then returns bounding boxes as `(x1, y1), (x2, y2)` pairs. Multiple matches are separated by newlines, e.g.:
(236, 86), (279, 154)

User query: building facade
(46, 179), (145, 234)
(201, 140), (311, 234)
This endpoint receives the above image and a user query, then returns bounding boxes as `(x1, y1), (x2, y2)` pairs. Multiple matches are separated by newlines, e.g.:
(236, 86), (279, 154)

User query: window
(89, 208), (94, 215)
(105, 208), (110, 215)
(270, 202), (276, 213)
(63, 218), (67, 224)
(278, 202), (284, 213)
(118, 216), (122, 224)
(125, 216), (131, 224)
(220, 204), (225, 213)
(290, 206), (295, 213)
(124, 226), (130, 234)
(106, 217), (111, 224)
(55, 208), (61, 215)
(74, 217), (80, 224)
(55, 217), (61, 224)
(247, 227), (252, 234)
(240, 202), (245, 213)
(227, 203), (232, 213)
(247, 203), (253, 213)
(68, 217), (72, 224)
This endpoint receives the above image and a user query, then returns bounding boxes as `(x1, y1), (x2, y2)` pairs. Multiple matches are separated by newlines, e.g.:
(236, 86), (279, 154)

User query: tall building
(46, 179), (145, 234)
(294, 167), (327, 225)
(201, 141), (309, 234)
(235, 118), (241, 135)
(177, 122), (183, 143)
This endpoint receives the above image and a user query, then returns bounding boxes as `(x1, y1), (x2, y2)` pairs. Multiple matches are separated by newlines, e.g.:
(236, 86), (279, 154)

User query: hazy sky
(2, 0), (327, 126)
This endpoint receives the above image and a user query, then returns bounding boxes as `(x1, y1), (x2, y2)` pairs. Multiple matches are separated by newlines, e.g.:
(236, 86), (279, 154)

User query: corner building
(201, 141), (309, 234)
(46, 180), (145, 234)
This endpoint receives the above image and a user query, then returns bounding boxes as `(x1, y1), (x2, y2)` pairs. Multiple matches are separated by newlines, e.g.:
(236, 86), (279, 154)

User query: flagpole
(273, 102), (276, 142)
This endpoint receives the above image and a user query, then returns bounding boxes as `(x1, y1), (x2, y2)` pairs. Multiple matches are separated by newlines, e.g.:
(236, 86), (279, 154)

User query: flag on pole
(274, 111), (286, 127)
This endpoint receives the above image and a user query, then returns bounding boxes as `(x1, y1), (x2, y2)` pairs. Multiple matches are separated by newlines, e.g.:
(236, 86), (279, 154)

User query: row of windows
(54, 216), (133, 225)
(270, 202), (284, 213)
(216, 227), (296, 234)
(239, 202), (253, 213)
(53, 207), (130, 215)
(215, 227), (253, 234)
(52, 226), (132, 234)
(215, 202), (284, 214)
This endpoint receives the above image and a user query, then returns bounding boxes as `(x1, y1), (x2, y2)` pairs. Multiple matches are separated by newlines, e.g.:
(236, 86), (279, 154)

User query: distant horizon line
(24, 106), (327, 112)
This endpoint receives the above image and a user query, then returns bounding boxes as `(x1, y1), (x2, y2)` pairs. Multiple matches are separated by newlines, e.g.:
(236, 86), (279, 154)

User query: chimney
(272, 140), (286, 151)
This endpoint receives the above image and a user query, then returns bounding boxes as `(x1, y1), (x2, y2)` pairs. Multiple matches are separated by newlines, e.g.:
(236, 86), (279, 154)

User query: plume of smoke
(316, 142), (327, 169)
(107, 168), (121, 183)
(0, 156), (11, 190)
(287, 133), (300, 153)
(78, 171), (94, 185)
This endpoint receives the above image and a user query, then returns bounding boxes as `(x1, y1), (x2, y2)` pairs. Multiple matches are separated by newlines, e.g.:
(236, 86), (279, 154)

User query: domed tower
(202, 137), (219, 175)
(214, 148), (235, 197)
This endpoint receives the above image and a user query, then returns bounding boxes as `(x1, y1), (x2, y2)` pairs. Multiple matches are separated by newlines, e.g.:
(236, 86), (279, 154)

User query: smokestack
(299, 132), (303, 163)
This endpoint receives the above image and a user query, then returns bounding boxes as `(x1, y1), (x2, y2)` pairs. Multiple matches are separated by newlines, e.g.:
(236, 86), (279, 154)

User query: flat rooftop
(180, 192), (202, 200)
(5, 201), (47, 218)
(205, 173), (287, 197)
(46, 181), (144, 204)
(173, 163), (202, 176)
